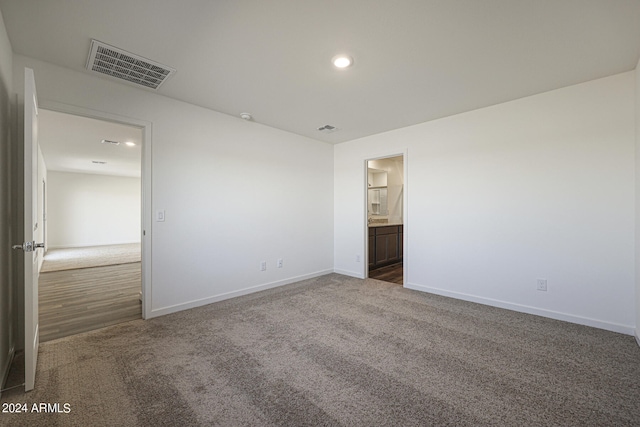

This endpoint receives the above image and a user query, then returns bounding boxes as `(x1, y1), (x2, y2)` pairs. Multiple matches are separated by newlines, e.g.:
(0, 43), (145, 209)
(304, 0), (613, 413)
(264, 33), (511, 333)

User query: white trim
(635, 330), (640, 347)
(405, 282), (635, 336)
(148, 270), (334, 318)
(37, 100), (152, 320)
(47, 241), (140, 250)
(334, 268), (365, 279)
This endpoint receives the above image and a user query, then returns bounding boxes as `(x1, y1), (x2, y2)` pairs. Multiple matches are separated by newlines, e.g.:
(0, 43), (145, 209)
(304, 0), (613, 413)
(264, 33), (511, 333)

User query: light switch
(156, 210), (165, 222)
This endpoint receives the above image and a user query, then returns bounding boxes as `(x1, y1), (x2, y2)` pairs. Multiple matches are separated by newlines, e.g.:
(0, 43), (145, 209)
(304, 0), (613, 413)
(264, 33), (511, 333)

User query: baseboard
(635, 330), (640, 348)
(48, 241), (140, 249)
(333, 268), (365, 279)
(149, 269), (334, 318)
(405, 282), (635, 336)
(0, 345), (15, 397)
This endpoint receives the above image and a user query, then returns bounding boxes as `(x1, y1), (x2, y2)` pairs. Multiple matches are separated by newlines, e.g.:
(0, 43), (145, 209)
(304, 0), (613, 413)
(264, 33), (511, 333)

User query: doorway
(36, 108), (145, 341)
(366, 155), (405, 285)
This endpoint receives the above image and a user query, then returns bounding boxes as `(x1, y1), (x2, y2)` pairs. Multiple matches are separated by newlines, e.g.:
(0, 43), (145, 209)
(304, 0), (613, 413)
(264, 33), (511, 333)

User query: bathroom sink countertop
(368, 222), (403, 228)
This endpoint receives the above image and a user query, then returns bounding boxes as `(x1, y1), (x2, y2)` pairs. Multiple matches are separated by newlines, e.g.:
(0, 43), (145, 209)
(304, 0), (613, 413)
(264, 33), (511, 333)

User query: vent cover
(318, 124), (338, 133)
(101, 139), (120, 145)
(86, 40), (176, 90)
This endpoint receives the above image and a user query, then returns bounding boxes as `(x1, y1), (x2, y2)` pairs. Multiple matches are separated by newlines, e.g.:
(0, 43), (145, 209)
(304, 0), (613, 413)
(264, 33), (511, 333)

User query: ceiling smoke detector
(86, 39), (176, 90)
(240, 112), (252, 121)
(317, 124), (338, 133)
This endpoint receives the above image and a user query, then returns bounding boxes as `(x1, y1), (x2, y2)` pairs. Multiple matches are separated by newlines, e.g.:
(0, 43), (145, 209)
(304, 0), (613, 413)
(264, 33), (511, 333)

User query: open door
(12, 68), (42, 391)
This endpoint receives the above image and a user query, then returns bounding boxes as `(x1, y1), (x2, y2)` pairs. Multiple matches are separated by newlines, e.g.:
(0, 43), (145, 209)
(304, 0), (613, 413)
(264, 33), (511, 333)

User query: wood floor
(39, 262), (142, 342)
(368, 262), (403, 285)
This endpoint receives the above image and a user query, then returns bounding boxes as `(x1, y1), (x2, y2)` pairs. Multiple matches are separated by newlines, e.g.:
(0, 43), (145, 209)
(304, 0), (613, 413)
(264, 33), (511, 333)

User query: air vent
(86, 40), (176, 90)
(318, 124), (338, 133)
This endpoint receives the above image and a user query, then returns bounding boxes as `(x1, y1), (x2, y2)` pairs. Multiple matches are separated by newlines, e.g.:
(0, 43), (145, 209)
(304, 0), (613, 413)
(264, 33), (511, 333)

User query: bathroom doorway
(366, 155), (404, 285)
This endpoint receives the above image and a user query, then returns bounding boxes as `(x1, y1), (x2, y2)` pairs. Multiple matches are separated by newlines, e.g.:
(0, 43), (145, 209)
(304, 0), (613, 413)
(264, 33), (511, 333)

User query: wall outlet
(536, 279), (548, 291)
(260, 261), (267, 271)
(277, 258), (283, 268)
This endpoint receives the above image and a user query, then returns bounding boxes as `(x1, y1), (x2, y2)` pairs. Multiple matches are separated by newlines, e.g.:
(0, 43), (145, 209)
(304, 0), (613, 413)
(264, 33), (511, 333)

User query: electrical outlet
(260, 261), (267, 271)
(277, 258), (283, 268)
(536, 279), (547, 291)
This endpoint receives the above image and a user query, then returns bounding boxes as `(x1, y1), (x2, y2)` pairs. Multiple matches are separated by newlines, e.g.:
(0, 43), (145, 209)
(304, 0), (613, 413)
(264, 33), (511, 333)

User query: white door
(13, 68), (42, 391)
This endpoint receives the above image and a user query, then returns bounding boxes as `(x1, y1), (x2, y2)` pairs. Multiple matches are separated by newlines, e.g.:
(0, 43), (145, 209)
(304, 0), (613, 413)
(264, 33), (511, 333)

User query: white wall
(47, 171), (140, 248)
(336, 72), (636, 334)
(0, 7), (13, 390)
(13, 54), (334, 317)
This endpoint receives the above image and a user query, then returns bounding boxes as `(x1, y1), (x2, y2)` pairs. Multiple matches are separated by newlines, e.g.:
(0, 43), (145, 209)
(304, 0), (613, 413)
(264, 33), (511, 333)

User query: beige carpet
(2, 273), (640, 426)
(40, 243), (141, 272)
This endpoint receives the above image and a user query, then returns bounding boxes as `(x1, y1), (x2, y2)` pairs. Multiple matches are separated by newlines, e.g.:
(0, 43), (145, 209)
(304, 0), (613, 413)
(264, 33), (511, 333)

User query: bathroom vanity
(368, 223), (403, 270)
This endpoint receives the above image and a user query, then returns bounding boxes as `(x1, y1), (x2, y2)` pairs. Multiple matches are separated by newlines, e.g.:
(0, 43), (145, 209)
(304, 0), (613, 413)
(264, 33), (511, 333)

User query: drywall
(0, 6), (13, 390)
(335, 72), (636, 334)
(46, 171), (140, 248)
(13, 54), (334, 317)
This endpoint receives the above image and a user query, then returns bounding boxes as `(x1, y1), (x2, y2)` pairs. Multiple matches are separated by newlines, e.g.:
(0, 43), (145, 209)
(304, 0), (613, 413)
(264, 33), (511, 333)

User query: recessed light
(125, 141), (136, 147)
(332, 55), (353, 69)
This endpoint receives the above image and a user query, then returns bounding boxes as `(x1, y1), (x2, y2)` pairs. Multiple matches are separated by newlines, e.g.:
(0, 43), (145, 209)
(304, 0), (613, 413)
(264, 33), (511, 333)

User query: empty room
(0, 1), (639, 426)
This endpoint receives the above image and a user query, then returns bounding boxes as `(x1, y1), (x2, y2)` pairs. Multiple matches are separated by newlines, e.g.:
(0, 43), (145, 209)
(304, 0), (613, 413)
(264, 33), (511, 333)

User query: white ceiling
(38, 109), (142, 178)
(2, 0), (640, 144)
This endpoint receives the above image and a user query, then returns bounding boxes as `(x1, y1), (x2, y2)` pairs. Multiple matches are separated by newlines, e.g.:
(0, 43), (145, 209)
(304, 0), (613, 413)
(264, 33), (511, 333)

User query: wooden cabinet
(368, 229), (376, 269)
(368, 225), (403, 270)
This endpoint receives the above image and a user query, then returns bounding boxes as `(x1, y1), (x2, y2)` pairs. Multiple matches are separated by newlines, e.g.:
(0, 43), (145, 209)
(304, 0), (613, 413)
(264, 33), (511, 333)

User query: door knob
(11, 241), (44, 252)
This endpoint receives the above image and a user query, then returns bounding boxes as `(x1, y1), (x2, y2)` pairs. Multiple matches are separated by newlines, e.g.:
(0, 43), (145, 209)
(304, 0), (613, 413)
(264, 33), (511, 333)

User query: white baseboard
(333, 268), (365, 279)
(405, 282), (635, 336)
(48, 241), (140, 249)
(0, 345), (15, 397)
(149, 269), (334, 318)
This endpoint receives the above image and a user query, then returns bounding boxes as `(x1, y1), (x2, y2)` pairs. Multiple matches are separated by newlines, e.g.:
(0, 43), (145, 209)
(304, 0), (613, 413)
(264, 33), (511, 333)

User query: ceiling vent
(317, 124), (338, 133)
(101, 139), (120, 145)
(86, 40), (176, 90)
